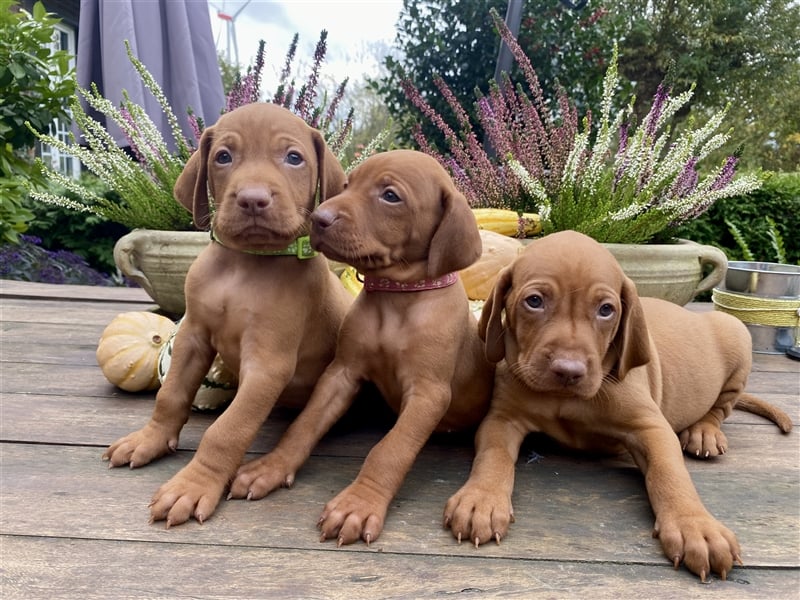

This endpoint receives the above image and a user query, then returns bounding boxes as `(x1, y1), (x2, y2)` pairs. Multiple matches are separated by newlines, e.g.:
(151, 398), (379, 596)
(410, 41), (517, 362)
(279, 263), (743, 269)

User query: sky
(207, 0), (404, 90)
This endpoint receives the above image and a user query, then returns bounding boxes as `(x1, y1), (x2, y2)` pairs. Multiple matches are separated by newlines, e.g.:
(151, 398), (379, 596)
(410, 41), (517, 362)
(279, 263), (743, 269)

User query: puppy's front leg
(444, 410), (526, 546)
(230, 361), (361, 500)
(318, 383), (451, 547)
(626, 420), (741, 581)
(149, 362), (295, 527)
(103, 326), (214, 468)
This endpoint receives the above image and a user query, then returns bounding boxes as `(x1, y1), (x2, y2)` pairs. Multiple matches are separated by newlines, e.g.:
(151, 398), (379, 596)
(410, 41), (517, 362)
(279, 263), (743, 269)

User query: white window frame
(38, 22), (80, 179)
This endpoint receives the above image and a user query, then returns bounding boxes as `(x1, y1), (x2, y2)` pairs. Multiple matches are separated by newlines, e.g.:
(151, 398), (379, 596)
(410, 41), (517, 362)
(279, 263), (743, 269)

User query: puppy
(229, 149), (495, 545)
(444, 230), (792, 581)
(103, 103), (353, 527)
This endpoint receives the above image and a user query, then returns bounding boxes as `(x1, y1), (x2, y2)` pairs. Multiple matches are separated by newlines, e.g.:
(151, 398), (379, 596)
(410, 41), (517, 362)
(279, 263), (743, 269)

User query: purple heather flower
(644, 84), (668, 140)
(669, 157), (699, 199)
(710, 155), (738, 191)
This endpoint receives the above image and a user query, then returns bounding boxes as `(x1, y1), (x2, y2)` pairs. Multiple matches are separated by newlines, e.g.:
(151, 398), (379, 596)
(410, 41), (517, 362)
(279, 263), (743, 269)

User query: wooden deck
(1, 279), (798, 599)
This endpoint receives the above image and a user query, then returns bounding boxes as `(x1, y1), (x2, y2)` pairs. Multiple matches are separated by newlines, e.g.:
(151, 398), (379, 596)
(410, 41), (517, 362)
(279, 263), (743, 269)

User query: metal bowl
(722, 261), (800, 299)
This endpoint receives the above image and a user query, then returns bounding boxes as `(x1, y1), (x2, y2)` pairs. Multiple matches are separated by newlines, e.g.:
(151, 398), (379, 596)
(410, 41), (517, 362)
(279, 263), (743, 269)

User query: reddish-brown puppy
(103, 103), (353, 527)
(444, 230), (792, 581)
(230, 149), (495, 546)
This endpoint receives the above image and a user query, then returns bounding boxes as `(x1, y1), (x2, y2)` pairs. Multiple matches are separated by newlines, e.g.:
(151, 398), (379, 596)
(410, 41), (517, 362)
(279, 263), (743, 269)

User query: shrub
(675, 172), (800, 264)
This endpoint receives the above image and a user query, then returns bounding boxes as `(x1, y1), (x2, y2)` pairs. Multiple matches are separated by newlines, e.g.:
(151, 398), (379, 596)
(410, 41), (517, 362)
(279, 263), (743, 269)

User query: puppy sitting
(444, 230), (792, 581)
(229, 149), (495, 546)
(103, 103), (353, 527)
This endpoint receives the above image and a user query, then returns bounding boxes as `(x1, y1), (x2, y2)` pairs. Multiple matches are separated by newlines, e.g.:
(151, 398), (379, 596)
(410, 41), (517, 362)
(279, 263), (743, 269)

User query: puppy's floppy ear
(426, 183), (482, 277)
(174, 127), (213, 229)
(479, 264), (513, 364)
(312, 130), (346, 202)
(610, 276), (652, 379)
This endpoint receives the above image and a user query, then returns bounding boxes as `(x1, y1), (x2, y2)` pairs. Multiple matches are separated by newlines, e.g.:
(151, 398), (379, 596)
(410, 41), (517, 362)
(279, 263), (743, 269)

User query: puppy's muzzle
(310, 206), (340, 230)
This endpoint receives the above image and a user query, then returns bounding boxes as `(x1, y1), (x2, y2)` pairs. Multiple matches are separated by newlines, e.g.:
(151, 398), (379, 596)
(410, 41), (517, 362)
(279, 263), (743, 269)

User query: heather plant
(403, 7), (762, 244)
(27, 31), (373, 231)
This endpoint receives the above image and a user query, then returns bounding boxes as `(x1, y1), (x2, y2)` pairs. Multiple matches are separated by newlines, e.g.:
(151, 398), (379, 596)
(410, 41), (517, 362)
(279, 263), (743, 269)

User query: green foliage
(675, 172), (800, 264)
(0, 0), (76, 236)
(24, 173), (130, 274)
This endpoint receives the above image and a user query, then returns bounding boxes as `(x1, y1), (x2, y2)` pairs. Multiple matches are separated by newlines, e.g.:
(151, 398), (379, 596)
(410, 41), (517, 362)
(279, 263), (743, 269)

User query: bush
(24, 173), (130, 274)
(675, 172), (800, 264)
(0, 0), (75, 239)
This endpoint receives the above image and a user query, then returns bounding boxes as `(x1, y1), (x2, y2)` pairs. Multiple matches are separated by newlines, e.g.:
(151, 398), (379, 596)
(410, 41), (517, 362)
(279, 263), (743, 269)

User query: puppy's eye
(215, 150), (232, 164)
(286, 151), (303, 166)
(598, 303), (616, 318)
(381, 189), (402, 203)
(525, 294), (544, 309)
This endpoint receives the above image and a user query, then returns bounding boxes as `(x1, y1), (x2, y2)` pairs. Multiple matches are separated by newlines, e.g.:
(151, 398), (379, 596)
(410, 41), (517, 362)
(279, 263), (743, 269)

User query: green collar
(210, 229), (318, 259)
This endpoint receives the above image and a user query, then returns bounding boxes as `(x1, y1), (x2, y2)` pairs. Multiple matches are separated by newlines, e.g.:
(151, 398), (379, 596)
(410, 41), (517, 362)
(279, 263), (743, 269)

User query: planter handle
(695, 245), (728, 296)
(113, 233), (156, 299)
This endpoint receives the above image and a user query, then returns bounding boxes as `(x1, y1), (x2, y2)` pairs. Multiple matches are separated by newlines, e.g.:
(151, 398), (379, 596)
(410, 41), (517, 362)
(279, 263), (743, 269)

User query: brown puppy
(229, 149), (495, 545)
(103, 103), (353, 527)
(444, 230), (792, 581)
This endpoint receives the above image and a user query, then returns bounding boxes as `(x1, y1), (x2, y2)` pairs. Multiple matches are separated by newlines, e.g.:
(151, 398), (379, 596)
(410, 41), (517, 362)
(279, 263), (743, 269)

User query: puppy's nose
(311, 206), (339, 229)
(550, 358), (587, 386)
(237, 188), (271, 214)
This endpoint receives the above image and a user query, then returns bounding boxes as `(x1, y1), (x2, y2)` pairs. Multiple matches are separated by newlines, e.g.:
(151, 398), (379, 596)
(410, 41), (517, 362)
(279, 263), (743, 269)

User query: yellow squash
(472, 208), (541, 237)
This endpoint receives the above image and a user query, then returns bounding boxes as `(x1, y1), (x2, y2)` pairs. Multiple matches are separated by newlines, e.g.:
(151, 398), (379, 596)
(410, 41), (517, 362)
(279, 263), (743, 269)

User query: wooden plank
(1, 442), (796, 568)
(1, 298), (157, 326)
(3, 536), (796, 600)
(0, 279), (152, 303)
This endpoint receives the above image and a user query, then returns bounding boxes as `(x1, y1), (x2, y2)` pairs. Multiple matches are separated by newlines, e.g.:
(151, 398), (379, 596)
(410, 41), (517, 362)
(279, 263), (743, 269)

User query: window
(37, 22), (80, 178)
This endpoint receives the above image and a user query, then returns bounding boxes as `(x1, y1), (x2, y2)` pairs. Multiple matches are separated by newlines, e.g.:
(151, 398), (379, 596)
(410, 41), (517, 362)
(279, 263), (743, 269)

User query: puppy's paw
(102, 423), (178, 468)
(149, 465), (226, 528)
(443, 484), (514, 548)
(678, 422), (728, 459)
(653, 510), (742, 582)
(317, 481), (389, 547)
(229, 452), (297, 500)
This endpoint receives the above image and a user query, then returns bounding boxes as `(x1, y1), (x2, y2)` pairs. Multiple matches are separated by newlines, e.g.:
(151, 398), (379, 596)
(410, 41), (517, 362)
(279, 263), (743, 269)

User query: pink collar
(363, 272), (459, 293)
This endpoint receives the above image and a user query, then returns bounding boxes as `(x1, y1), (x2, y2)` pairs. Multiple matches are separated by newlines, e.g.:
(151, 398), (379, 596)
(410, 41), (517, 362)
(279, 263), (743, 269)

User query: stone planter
(114, 229), (209, 317)
(603, 239), (728, 306)
(115, 230), (728, 317)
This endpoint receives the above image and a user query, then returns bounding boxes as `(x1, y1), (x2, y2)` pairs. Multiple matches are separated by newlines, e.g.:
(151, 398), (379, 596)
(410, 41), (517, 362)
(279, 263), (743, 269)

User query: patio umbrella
(75, 0), (225, 151)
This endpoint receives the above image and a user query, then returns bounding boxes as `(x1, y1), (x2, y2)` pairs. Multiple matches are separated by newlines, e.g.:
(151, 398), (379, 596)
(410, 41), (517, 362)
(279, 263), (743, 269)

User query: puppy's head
(309, 149), (482, 280)
(174, 103), (346, 252)
(479, 231), (651, 397)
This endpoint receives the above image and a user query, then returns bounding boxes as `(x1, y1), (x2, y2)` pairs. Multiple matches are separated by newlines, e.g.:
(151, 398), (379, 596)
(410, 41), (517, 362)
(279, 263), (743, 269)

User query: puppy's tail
(735, 392), (793, 433)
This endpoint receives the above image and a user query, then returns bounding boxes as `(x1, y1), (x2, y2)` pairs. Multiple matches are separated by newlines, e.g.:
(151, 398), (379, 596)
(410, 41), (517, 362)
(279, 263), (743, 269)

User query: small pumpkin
(96, 312), (177, 392)
(157, 318), (238, 411)
(459, 230), (525, 300)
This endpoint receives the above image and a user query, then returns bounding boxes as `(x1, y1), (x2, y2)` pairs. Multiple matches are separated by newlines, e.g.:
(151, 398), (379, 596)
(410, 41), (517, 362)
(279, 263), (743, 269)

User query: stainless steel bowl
(722, 261), (800, 299)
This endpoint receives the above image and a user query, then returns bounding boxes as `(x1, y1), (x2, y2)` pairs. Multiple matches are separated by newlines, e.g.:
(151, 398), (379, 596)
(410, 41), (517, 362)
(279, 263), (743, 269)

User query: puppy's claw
(734, 554), (744, 567)
(319, 532), (327, 543)
(474, 536), (480, 549)
(672, 556), (681, 569)
(495, 532), (501, 545)
(456, 532), (462, 544)
(365, 533), (371, 547)
(337, 537), (344, 548)
(700, 569), (707, 583)
(719, 569), (727, 581)
(246, 490), (253, 501)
